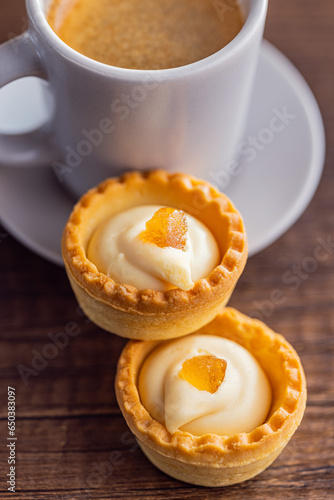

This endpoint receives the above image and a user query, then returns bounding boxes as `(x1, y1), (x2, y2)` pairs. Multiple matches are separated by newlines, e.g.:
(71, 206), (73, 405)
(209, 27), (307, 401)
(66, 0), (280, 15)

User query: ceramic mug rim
(27, 0), (268, 81)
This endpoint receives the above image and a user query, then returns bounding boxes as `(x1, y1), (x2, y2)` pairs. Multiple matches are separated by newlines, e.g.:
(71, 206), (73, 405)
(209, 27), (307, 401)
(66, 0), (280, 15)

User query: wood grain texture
(0, 0), (334, 498)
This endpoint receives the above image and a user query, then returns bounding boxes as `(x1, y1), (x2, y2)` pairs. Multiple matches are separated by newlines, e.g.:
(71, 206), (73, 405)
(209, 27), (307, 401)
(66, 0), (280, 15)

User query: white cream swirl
(87, 205), (219, 291)
(138, 334), (272, 436)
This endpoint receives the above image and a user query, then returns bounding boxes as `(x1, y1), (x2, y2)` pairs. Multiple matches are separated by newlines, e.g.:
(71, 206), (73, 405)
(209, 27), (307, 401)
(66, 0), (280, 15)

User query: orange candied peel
(140, 207), (188, 251)
(179, 355), (227, 394)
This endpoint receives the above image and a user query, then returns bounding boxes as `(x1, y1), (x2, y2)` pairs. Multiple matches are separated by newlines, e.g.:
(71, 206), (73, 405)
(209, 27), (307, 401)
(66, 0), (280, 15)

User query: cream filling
(87, 205), (219, 291)
(138, 334), (272, 436)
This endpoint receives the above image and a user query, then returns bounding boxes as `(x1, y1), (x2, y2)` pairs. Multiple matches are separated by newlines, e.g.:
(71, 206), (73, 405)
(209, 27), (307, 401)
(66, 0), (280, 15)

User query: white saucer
(0, 41), (325, 266)
(224, 41), (325, 255)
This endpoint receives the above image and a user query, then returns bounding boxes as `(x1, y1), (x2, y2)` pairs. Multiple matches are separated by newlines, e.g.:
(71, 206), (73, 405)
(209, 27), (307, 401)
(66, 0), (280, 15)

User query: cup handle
(0, 31), (58, 167)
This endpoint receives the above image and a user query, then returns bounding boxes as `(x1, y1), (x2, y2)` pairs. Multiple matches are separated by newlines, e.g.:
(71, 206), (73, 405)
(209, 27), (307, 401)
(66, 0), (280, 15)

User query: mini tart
(115, 308), (307, 487)
(62, 170), (247, 340)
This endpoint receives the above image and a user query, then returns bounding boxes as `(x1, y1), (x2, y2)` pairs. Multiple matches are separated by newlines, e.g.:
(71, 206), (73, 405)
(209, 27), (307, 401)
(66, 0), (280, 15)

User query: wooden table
(0, 1), (333, 498)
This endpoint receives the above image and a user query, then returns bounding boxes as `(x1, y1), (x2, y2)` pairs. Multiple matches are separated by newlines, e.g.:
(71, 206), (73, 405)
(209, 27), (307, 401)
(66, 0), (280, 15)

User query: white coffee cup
(0, 0), (267, 198)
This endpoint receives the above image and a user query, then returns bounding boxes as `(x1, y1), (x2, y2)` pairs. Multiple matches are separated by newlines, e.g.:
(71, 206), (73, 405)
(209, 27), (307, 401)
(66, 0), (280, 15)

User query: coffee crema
(48, 0), (244, 70)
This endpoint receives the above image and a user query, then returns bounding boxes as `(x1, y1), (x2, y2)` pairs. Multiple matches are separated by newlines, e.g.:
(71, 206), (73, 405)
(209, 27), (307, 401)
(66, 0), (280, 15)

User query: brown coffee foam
(48, 0), (243, 70)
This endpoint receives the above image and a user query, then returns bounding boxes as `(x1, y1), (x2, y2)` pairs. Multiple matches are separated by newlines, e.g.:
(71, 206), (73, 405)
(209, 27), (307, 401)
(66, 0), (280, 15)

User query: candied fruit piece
(140, 207), (188, 251)
(179, 354), (227, 394)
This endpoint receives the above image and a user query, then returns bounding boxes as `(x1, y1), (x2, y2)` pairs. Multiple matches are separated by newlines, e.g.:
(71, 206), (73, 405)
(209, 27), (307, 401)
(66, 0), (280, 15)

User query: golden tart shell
(115, 307), (307, 487)
(62, 170), (247, 340)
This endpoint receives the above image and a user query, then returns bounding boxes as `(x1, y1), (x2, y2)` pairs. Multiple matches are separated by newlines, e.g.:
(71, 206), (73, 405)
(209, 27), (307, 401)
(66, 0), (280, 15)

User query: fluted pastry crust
(62, 170), (248, 339)
(115, 308), (307, 486)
